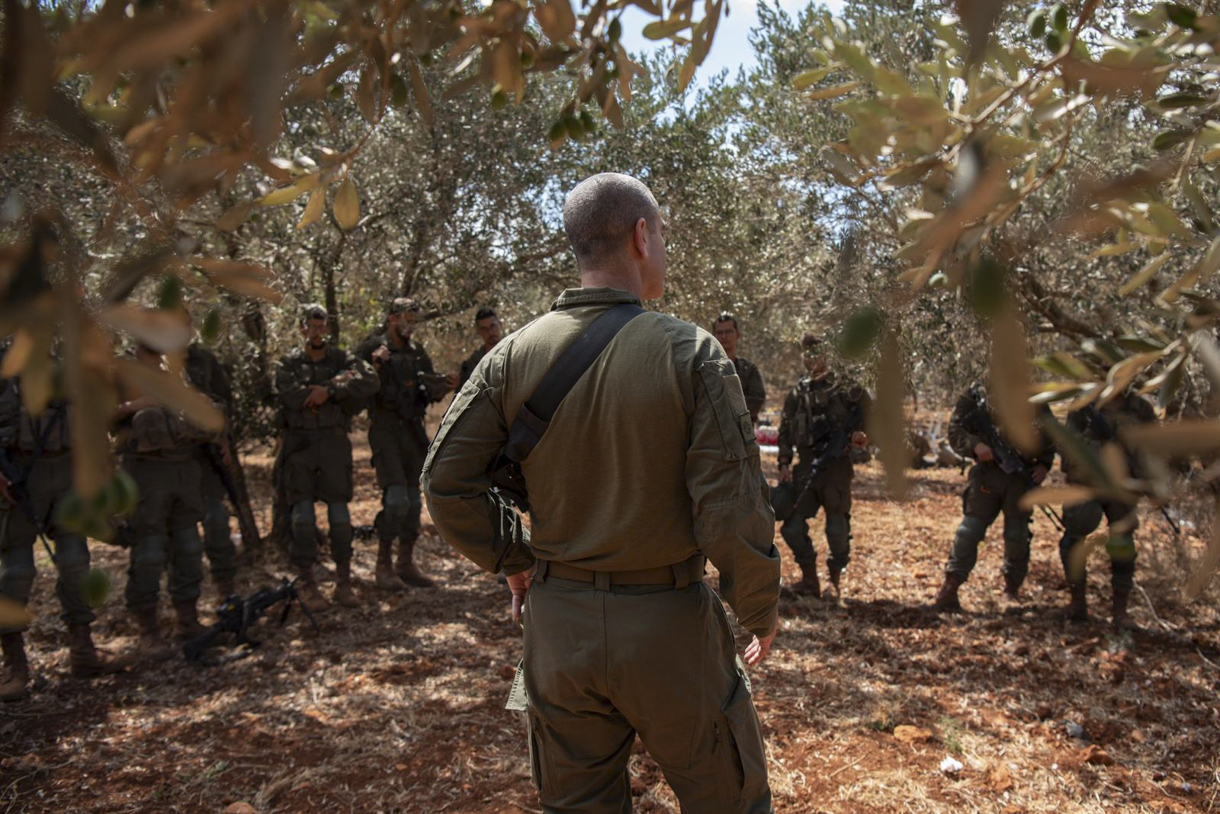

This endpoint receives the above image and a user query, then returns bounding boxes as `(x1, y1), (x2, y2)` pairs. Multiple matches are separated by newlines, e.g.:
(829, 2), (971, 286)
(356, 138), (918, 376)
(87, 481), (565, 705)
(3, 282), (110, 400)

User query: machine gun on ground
(183, 578), (320, 663)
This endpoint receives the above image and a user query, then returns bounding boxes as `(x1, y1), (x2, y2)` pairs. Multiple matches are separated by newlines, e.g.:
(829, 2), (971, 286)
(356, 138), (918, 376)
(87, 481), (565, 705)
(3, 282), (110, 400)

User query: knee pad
(203, 499), (230, 531)
(825, 513), (851, 542)
(956, 515), (989, 544)
(384, 485), (411, 523)
(171, 525), (204, 558)
(290, 500), (317, 534)
(132, 536), (169, 570)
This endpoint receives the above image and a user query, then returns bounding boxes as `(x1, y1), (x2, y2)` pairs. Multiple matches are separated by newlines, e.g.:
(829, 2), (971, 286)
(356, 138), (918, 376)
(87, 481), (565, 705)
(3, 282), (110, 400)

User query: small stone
(940, 756), (964, 775)
(988, 764), (1014, 792)
(1064, 721), (1087, 740)
(224, 804), (257, 814)
(894, 725), (933, 744)
(1081, 744), (1115, 766)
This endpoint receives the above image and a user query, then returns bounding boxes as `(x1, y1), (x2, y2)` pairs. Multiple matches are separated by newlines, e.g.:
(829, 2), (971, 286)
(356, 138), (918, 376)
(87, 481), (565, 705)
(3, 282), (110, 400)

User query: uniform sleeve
(417, 345), (447, 405)
(422, 352), (534, 576)
(776, 388), (798, 464)
(335, 352), (379, 402)
(686, 345), (780, 639)
(742, 363), (766, 422)
(275, 356), (311, 412)
(1034, 403), (1056, 467)
(948, 391), (982, 459)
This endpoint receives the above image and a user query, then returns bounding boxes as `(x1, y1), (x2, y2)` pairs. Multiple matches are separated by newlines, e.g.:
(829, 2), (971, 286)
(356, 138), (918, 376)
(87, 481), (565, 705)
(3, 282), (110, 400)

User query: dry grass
(1, 430), (1218, 813)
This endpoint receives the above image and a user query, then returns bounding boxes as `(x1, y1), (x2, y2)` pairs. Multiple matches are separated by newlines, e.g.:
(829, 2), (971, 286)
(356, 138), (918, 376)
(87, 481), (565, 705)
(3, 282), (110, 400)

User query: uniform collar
(550, 287), (642, 311)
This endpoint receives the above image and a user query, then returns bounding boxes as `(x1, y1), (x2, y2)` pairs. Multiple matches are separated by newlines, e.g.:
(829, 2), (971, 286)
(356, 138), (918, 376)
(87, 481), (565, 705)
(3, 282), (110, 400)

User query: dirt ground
(2, 431), (1219, 814)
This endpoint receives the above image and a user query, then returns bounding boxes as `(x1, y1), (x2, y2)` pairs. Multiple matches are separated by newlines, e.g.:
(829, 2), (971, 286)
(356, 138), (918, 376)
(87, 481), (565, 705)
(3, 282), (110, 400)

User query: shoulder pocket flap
(697, 361), (755, 461)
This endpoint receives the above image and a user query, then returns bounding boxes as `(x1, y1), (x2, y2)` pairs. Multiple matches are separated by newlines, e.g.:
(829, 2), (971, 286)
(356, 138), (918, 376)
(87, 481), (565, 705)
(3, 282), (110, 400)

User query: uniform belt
(536, 553), (706, 590)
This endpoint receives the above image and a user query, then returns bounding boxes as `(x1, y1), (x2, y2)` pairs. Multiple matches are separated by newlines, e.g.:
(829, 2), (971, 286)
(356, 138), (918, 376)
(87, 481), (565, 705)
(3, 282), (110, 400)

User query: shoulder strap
(503, 302), (644, 462)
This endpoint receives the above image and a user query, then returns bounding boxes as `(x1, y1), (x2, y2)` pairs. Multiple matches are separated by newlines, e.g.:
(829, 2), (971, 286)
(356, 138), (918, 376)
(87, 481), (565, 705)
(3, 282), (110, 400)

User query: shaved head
(563, 173), (661, 267)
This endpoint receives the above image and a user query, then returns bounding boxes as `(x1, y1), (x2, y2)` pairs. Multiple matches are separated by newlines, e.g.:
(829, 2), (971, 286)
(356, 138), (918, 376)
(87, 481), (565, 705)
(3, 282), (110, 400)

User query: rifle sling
(503, 303), (645, 464)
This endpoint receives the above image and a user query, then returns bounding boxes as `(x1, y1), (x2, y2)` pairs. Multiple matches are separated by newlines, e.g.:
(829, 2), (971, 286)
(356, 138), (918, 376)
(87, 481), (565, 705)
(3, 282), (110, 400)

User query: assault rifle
(183, 577), (320, 663)
(790, 406), (864, 510)
(959, 388), (1064, 529)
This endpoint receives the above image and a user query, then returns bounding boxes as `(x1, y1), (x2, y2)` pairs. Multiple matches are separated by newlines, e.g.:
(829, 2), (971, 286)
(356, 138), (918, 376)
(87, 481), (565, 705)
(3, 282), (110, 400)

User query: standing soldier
(355, 298), (454, 591)
(424, 173), (779, 813)
(776, 334), (871, 598)
(0, 378), (128, 701)
(933, 381), (1054, 612)
(117, 344), (214, 659)
(185, 337), (237, 599)
(1059, 393), (1156, 627)
(458, 307), (504, 389)
(713, 312), (766, 423)
(277, 305), (378, 612)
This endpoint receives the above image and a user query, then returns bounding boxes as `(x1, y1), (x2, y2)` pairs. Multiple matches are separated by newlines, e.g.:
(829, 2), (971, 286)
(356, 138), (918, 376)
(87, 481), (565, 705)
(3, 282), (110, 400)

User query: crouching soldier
(1059, 392), (1156, 628)
(1, 378), (129, 700)
(933, 382), (1054, 611)
(356, 298), (454, 590)
(276, 306), (378, 612)
(117, 344), (216, 660)
(776, 333), (870, 598)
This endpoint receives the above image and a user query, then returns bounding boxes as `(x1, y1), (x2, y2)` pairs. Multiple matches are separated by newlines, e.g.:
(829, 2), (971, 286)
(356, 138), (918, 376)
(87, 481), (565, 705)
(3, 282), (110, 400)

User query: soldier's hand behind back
(974, 443), (994, 462)
(744, 625), (777, 666)
(506, 566), (536, 623)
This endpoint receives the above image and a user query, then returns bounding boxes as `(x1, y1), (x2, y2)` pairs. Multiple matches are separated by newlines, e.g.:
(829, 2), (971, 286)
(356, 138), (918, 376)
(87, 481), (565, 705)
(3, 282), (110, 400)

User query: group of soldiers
(758, 331), (1155, 629)
(0, 301), (505, 701)
(0, 296), (1158, 703)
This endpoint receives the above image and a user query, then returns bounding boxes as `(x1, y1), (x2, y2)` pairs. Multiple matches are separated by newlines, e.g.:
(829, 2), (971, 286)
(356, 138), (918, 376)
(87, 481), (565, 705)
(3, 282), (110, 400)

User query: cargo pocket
(527, 712), (556, 798)
(715, 670), (768, 804)
(698, 361), (755, 461)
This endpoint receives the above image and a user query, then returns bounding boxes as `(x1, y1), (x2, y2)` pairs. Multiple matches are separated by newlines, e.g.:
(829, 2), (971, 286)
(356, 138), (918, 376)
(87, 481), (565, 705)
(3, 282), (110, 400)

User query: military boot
(932, 574), (963, 612)
(1111, 588), (1134, 630)
(133, 608), (174, 662)
(827, 568), (842, 596)
(68, 624), (132, 677)
(1003, 574), (1022, 602)
(333, 561), (359, 608)
(173, 600), (207, 641)
(789, 565), (821, 598)
(396, 535), (436, 589)
(0, 632), (29, 702)
(1065, 583), (1089, 623)
(296, 566), (330, 614)
(375, 539), (406, 591)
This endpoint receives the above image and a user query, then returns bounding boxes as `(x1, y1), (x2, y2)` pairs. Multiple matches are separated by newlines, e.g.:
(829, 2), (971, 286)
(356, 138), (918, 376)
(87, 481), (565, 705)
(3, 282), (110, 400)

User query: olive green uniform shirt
(423, 287), (780, 638)
(733, 356), (766, 423)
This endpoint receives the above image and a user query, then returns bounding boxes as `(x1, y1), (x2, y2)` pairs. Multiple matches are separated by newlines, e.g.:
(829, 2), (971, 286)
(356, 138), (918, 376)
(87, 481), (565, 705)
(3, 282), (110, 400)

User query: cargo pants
(945, 462), (1033, 587)
(282, 428), (354, 568)
(779, 454), (852, 576)
(0, 452), (93, 633)
(1059, 498), (1138, 591)
(369, 418), (427, 542)
(523, 575), (773, 814)
(195, 447), (236, 587)
(123, 455), (206, 611)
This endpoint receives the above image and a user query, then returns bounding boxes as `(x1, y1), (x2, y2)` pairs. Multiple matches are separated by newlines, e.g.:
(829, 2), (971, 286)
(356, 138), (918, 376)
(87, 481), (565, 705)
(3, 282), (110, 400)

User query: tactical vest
(282, 347), (354, 431)
(369, 335), (429, 421)
(792, 378), (853, 449)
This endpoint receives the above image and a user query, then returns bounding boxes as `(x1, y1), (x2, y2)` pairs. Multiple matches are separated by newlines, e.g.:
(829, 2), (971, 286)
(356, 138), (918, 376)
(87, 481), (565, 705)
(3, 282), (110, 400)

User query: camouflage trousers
(945, 462), (1033, 586)
(123, 455), (205, 611)
(779, 454), (853, 575)
(369, 418), (427, 542)
(195, 447), (236, 585)
(0, 452), (93, 633)
(1059, 498), (1138, 592)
